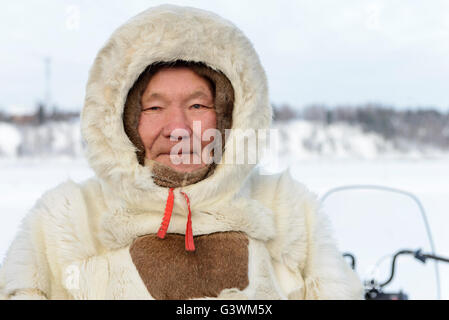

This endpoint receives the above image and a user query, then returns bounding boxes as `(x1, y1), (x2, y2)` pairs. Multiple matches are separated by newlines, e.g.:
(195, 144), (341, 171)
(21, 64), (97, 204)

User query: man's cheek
(138, 123), (157, 151)
(201, 112), (217, 131)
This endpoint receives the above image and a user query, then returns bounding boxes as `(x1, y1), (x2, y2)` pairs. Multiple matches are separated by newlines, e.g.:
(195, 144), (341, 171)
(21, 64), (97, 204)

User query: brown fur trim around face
(187, 63), (234, 143)
(123, 60), (234, 189)
(129, 231), (249, 300)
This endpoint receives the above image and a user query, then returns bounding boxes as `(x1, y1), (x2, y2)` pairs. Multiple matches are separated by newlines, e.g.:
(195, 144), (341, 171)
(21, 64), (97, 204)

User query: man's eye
(191, 104), (205, 109)
(142, 106), (161, 111)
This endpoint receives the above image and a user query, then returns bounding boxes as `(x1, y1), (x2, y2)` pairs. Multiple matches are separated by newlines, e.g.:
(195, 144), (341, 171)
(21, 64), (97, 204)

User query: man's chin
(166, 163), (207, 173)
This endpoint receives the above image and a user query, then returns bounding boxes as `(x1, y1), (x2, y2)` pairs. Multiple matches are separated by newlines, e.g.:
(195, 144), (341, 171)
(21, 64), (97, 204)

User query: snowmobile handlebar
(343, 249), (449, 300)
(343, 253), (356, 270)
(379, 249), (449, 288)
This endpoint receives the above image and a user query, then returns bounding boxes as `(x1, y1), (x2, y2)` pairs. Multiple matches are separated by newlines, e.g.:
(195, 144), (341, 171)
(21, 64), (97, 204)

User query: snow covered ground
(0, 157), (448, 299)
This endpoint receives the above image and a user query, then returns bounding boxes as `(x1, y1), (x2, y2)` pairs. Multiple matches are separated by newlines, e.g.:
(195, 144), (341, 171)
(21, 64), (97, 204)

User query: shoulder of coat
(37, 179), (85, 209)
(261, 169), (321, 272)
(247, 168), (318, 205)
(28, 179), (89, 236)
(34, 178), (99, 261)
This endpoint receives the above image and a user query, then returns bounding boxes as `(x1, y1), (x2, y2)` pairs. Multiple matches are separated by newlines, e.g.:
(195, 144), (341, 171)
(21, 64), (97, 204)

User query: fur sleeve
(301, 196), (364, 299)
(0, 201), (51, 300)
(0, 180), (95, 300)
(0, 264), (6, 299)
(264, 170), (364, 300)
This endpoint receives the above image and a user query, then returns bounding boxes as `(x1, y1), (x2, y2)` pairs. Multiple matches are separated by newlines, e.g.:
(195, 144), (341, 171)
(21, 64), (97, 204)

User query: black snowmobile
(321, 185), (449, 300)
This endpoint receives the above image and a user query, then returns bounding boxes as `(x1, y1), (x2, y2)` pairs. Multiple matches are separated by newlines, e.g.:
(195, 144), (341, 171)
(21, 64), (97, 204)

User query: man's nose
(162, 108), (192, 140)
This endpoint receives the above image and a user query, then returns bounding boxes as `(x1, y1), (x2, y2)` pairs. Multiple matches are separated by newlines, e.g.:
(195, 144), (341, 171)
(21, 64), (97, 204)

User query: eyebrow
(142, 90), (212, 105)
(142, 92), (169, 104)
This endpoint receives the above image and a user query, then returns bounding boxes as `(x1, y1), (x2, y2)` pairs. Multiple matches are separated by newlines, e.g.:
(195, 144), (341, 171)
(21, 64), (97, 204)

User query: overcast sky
(1, 0), (449, 113)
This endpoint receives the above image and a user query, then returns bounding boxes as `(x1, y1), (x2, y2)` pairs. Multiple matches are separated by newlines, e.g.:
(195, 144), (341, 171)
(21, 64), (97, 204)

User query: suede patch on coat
(129, 231), (249, 300)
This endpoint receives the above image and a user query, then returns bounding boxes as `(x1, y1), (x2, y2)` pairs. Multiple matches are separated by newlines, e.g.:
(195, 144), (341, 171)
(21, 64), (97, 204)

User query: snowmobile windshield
(321, 185), (440, 300)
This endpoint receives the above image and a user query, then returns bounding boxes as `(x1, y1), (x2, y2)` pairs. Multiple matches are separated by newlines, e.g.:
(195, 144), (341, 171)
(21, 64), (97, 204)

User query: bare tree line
(0, 104), (79, 125)
(273, 103), (449, 150)
(1, 103), (448, 153)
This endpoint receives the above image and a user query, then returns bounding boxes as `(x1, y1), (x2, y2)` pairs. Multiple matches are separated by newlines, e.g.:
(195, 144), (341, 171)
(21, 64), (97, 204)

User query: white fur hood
(80, 4), (277, 249)
(81, 4), (271, 206)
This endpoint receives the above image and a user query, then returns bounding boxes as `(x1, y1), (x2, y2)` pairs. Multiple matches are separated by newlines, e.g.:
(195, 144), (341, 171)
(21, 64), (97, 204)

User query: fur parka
(0, 5), (363, 300)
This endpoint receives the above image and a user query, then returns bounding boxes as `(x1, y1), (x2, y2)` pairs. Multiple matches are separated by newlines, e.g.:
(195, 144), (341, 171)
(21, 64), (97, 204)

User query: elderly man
(0, 5), (363, 300)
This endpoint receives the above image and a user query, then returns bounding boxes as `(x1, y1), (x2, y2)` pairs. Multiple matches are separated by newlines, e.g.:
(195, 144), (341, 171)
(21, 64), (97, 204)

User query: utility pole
(44, 56), (52, 110)
(37, 56), (52, 125)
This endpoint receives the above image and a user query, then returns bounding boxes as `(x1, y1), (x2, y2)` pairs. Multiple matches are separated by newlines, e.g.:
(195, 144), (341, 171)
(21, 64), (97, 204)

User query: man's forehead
(148, 67), (212, 88)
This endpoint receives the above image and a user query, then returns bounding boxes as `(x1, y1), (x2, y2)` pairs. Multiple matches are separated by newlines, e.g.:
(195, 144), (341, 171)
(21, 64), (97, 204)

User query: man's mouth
(158, 151), (196, 156)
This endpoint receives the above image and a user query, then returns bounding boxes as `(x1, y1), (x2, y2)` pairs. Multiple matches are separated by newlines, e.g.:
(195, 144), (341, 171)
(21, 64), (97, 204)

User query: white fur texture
(0, 5), (363, 300)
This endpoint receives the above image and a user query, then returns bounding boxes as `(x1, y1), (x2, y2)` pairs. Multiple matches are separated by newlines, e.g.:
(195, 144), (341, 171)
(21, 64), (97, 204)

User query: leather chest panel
(129, 231), (249, 300)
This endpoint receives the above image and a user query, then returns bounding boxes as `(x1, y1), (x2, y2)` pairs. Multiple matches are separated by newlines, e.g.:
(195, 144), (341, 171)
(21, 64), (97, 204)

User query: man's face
(138, 67), (216, 172)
